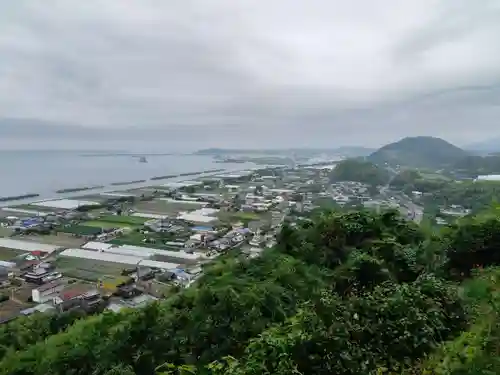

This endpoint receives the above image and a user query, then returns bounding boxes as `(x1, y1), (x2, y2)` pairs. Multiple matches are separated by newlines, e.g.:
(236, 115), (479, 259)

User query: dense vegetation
(389, 169), (450, 194)
(2, 208), (500, 374)
(330, 159), (389, 186)
(368, 136), (468, 168)
(423, 180), (500, 213)
(452, 155), (500, 177)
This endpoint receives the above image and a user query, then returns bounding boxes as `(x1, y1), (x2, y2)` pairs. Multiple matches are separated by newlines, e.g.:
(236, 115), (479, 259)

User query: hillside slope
(330, 159), (389, 185)
(368, 136), (468, 168)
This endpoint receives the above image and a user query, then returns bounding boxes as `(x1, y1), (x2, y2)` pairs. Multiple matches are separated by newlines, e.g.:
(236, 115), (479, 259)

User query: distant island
(194, 146), (374, 157)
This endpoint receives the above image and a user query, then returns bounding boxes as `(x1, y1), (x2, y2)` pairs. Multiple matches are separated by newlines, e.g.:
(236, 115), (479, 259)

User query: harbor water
(0, 150), (255, 199)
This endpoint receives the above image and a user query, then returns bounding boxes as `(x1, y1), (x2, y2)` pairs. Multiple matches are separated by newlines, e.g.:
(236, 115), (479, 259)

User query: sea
(0, 150), (254, 200)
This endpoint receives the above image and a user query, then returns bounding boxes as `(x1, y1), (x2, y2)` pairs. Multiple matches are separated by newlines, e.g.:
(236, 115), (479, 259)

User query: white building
(32, 282), (65, 303)
(475, 175), (500, 182)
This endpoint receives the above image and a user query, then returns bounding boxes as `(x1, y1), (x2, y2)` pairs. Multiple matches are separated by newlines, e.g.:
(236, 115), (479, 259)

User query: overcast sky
(1, 0), (500, 149)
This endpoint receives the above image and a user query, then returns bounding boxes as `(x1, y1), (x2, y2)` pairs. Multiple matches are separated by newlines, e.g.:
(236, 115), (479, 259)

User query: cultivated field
(58, 224), (103, 236)
(83, 220), (131, 229)
(0, 299), (28, 321)
(55, 257), (126, 281)
(133, 200), (193, 215)
(0, 247), (25, 261)
(19, 233), (85, 248)
(94, 215), (149, 226)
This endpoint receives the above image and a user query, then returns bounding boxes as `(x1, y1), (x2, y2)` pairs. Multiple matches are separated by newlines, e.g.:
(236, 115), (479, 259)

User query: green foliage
(424, 181), (500, 212)
(453, 155), (500, 177)
(443, 215), (500, 277)
(3, 208), (500, 374)
(0, 309), (86, 360)
(390, 169), (450, 194)
(330, 159), (390, 185)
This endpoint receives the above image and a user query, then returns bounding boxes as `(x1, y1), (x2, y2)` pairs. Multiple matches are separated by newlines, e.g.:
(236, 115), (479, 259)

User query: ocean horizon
(0, 150), (252, 198)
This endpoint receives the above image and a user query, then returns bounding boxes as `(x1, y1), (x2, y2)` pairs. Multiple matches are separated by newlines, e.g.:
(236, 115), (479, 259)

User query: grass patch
(55, 257), (125, 279)
(420, 172), (451, 181)
(109, 231), (188, 250)
(83, 220), (132, 229)
(57, 225), (103, 236)
(218, 211), (261, 222)
(0, 247), (25, 261)
(96, 215), (149, 225)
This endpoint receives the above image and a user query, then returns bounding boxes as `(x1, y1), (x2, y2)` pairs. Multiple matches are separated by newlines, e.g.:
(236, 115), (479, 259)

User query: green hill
(368, 136), (468, 168)
(330, 159), (390, 185)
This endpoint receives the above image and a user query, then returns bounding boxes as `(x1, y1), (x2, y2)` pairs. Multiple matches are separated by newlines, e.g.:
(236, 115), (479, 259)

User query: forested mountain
(368, 136), (469, 168)
(330, 159), (390, 185)
(2, 208), (500, 374)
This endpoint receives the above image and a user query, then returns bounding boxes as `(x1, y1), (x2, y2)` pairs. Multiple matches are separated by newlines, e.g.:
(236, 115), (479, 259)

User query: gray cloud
(1, 0), (500, 148)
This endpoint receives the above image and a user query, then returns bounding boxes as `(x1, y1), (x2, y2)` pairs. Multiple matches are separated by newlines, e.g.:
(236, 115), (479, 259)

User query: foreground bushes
(1, 209), (499, 374)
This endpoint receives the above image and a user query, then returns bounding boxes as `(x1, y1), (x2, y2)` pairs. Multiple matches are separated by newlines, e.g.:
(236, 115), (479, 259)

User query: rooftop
(0, 238), (60, 253)
(33, 199), (100, 210)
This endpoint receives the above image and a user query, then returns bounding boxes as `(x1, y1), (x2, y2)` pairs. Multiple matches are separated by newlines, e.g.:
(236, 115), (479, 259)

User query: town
(0, 149), (491, 323)
(0, 164), (337, 322)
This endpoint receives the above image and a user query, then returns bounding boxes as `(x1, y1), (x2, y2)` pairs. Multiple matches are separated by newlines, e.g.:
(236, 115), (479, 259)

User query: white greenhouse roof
(177, 213), (217, 223)
(60, 248), (180, 270)
(117, 245), (201, 261)
(0, 238), (60, 253)
(77, 242), (202, 261)
(132, 212), (168, 219)
(60, 248), (144, 265)
(138, 259), (180, 270)
(476, 175), (500, 181)
(159, 198), (207, 205)
(100, 192), (136, 198)
(33, 199), (100, 210)
(161, 181), (203, 188)
(82, 242), (114, 251)
(1, 208), (49, 216)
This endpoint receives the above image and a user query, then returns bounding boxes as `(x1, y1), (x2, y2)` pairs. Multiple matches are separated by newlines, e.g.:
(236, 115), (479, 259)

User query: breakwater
(0, 193), (40, 202)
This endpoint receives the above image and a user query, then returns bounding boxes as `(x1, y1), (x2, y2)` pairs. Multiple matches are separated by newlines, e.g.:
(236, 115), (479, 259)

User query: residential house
(53, 286), (101, 312)
(32, 281), (65, 303)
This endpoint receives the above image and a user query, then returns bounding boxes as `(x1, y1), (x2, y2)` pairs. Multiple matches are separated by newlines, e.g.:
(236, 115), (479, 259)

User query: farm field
(55, 257), (126, 281)
(18, 233), (85, 248)
(217, 211), (262, 222)
(133, 200), (191, 215)
(0, 227), (13, 237)
(83, 220), (131, 229)
(58, 224), (103, 236)
(7, 204), (59, 212)
(108, 231), (186, 249)
(0, 299), (28, 322)
(0, 247), (25, 261)
(95, 215), (149, 225)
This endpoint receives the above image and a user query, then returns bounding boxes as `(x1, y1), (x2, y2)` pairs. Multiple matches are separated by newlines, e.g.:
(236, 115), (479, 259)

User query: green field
(95, 215), (149, 225)
(84, 220), (131, 229)
(55, 257), (125, 280)
(218, 211), (261, 222)
(81, 215), (149, 230)
(58, 225), (103, 236)
(0, 247), (25, 261)
(108, 231), (182, 250)
(419, 172), (451, 181)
